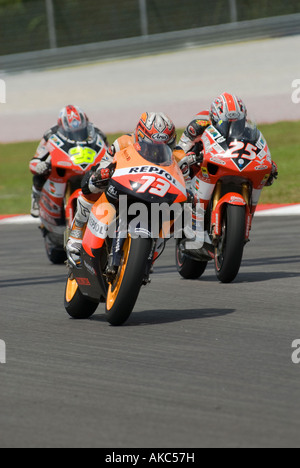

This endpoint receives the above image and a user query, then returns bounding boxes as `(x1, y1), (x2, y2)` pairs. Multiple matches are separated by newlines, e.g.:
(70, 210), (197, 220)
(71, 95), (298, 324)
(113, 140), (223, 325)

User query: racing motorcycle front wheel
(214, 204), (246, 283)
(64, 278), (99, 319)
(105, 236), (153, 326)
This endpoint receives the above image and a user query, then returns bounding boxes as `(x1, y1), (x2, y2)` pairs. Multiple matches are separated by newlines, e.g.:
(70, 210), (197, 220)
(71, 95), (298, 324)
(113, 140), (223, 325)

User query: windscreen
(58, 123), (94, 143)
(215, 118), (260, 144)
(135, 141), (173, 166)
(229, 119), (260, 143)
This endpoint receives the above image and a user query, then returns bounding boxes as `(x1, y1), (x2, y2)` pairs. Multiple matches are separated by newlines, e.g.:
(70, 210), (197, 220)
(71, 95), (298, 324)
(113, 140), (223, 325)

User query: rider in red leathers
(173, 93), (278, 189)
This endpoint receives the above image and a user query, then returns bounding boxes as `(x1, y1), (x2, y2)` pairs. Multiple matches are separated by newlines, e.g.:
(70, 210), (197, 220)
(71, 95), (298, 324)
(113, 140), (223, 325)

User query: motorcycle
(176, 118), (273, 283)
(64, 141), (187, 326)
(38, 132), (108, 264)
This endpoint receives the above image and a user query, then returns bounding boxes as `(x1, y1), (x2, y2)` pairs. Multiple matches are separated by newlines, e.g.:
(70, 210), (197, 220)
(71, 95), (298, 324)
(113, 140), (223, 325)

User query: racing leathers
(173, 111), (211, 189)
(29, 124), (109, 218)
(66, 133), (135, 257)
(67, 131), (193, 259)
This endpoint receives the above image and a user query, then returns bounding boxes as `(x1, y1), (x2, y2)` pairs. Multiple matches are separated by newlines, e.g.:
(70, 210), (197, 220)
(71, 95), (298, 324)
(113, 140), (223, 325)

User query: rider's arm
(177, 111), (211, 154)
(29, 126), (57, 175)
(82, 134), (135, 195)
(29, 138), (51, 175)
(82, 161), (115, 195)
(265, 160), (279, 186)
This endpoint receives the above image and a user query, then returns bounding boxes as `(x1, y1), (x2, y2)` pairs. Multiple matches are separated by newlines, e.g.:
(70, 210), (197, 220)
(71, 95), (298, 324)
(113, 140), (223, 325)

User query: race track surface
(0, 217), (300, 448)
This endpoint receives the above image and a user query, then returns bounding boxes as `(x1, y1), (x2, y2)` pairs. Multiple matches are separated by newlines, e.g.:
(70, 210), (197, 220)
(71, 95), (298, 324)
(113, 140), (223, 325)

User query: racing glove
(265, 162), (279, 186)
(82, 164), (115, 195)
(34, 160), (51, 175)
(179, 151), (203, 178)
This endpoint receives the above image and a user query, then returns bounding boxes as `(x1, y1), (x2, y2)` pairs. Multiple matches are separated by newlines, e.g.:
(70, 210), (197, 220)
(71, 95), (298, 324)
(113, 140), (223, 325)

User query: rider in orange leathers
(66, 112), (177, 259)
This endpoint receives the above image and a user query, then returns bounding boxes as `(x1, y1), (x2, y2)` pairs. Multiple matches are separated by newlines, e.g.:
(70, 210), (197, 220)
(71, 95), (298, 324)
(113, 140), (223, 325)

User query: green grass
(0, 123), (299, 215)
(0, 133), (122, 215)
(258, 121), (300, 204)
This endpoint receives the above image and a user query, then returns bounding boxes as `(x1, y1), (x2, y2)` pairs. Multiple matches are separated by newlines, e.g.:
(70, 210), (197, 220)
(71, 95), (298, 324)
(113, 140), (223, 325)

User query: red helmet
(136, 112), (177, 149)
(58, 105), (89, 141)
(210, 93), (247, 125)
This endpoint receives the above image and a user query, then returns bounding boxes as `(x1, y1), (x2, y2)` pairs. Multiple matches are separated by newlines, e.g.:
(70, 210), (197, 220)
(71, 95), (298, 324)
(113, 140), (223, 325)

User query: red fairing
(191, 122), (273, 240)
(211, 192), (251, 238)
(38, 131), (108, 231)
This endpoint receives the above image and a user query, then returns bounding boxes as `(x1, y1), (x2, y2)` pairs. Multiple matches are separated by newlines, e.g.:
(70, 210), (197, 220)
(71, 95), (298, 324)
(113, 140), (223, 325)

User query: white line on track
(0, 205), (299, 225)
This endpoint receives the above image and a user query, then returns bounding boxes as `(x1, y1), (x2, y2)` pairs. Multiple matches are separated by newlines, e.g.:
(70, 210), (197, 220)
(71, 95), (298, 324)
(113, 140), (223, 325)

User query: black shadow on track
(90, 307), (236, 326)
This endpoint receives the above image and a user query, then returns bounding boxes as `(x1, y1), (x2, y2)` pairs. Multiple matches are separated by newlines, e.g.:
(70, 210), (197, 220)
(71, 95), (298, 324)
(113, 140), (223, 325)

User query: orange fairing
(82, 193), (116, 257)
(113, 134), (135, 156)
(112, 144), (187, 204)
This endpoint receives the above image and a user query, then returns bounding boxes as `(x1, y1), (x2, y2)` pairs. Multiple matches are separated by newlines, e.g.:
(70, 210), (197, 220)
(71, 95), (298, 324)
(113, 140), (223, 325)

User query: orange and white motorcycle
(65, 141), (187, 326)
(176, 119), (273, 283)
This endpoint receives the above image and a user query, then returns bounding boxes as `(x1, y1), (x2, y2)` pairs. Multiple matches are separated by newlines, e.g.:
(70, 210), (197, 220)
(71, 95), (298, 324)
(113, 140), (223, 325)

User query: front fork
(106, 219), (157, 285)
(211, 182), (252, 245)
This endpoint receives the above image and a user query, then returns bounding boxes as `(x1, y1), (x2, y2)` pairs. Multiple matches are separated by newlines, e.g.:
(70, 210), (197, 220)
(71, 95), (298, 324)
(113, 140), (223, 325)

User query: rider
(29, 105), (109, 218)
(66, 112), (177, 258)
(173, 92), (278, 188)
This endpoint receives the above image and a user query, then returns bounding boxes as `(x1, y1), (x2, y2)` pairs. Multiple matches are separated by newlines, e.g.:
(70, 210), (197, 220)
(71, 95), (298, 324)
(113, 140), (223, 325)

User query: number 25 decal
(136, 175), (170, 197)
(229, 142), (258, 160)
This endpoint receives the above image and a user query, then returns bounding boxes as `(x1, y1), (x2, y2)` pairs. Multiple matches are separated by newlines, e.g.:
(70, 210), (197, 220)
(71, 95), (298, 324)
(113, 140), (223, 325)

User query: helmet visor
(135, 141), (173, 166)
(60, 126), (89, 142)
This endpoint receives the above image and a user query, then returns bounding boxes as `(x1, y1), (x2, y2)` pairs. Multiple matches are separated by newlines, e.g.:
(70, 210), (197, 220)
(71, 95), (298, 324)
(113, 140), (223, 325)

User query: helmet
(58, 105), (89, 142)
(210, 93), (247, 126)
(135, 112), (177, 150)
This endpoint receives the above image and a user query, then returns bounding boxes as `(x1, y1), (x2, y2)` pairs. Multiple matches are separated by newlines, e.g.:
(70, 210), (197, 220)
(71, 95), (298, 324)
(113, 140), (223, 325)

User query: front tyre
(106, 236), (153, 326)
(215, 204), (246, 283)
(44, 235), (66, 265)
(65, 278), (99, 319)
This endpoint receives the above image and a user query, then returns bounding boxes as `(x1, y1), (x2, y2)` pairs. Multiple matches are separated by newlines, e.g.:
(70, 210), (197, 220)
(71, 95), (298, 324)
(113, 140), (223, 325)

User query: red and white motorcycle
(176, 119), (273, 283)
(38, 132), (107, 264)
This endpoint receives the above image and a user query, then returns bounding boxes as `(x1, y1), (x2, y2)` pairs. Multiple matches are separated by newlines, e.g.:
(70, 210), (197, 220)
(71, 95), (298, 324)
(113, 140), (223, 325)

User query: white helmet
(210, 93), (247, 125)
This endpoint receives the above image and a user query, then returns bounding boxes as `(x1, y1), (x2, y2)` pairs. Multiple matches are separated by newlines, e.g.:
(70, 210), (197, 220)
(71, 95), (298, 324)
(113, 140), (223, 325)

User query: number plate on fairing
(69, 146), (97, 169)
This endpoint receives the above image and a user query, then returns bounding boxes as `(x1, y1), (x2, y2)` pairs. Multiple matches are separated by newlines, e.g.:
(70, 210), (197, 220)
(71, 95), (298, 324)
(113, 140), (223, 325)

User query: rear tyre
(64, 278), (99, 319)
(106, 236), (153, 326)
(176, 239), (208, 279)
(45, 236), (66, 265)
(215, 204), (246, 283)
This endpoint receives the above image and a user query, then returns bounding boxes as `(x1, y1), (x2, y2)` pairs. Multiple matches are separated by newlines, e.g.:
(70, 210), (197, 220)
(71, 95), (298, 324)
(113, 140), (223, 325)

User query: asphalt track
(0, 216), (300, 448)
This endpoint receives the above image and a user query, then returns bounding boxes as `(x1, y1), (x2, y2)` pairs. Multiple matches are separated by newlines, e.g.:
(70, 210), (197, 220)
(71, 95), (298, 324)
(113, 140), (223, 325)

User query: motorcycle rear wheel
(64, 278), (99, 319)
(106, 236), (153, 326)
(215, 204), (246, 283)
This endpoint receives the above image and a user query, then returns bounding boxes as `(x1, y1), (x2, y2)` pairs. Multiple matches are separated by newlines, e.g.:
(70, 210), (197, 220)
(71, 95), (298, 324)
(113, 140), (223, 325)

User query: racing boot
(30, 186), (42, 218)
(66, 195), (94, 265)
